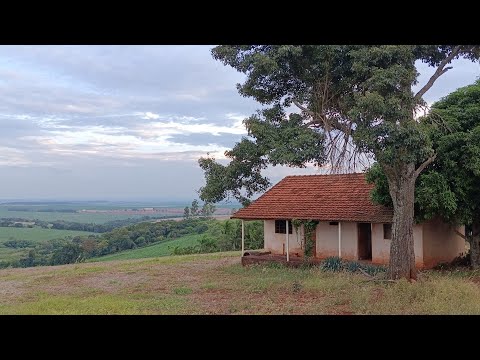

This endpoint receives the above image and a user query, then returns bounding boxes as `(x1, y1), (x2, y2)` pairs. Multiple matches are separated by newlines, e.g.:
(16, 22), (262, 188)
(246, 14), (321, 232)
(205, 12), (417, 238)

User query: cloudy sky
(0, 45), (478, 201)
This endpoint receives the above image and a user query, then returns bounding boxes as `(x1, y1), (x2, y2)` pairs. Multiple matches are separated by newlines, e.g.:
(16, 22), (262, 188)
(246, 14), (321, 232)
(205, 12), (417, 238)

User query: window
(329, 221), (339, 226)
(383, 223), (392, 240)
(275, 220), (292, 234)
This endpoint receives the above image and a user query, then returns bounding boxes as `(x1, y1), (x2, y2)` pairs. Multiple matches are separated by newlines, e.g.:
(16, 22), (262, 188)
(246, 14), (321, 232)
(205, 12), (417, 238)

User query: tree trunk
(385, 163), (417, 280)
(470, 220), (480, 269)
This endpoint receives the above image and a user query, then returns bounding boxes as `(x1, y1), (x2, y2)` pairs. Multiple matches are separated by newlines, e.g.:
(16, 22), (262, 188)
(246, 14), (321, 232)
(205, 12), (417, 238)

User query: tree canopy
(200, 45), (479, 279)
(200, 46), (479, 204)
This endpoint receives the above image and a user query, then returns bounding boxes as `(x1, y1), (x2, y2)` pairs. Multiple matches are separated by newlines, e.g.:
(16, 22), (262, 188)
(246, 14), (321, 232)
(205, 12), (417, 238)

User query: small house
(232, 173), (465, 268)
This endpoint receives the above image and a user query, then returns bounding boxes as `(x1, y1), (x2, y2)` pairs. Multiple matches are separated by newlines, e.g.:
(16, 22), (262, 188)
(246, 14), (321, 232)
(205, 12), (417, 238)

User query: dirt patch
(470, 277), (480, 286)
(0, 280), (26, 301)
(330, 305), (355, 315)
(190, 287), (330, 315)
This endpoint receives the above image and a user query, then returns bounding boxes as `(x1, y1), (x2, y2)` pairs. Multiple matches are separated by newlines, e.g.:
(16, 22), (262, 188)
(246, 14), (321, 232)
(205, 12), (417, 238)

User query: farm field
(89, 234), (203, 262)
(0, 208), (179, 223)
(0, 227), (95, 263)
(0, 201), (236, 223)
(1, 252), (480, 314)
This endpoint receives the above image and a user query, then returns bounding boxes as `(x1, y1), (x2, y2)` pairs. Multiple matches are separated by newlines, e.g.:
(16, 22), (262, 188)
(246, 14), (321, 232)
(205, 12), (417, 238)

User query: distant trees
(183, 206), (190, 219)
(190, 200), (199, 217)
(201, 203), (216, 218)
(185, 200), (216, 219)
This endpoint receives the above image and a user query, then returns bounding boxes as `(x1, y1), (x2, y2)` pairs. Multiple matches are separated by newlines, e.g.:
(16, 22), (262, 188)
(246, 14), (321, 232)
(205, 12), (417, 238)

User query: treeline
(0, 216), (178, 233)
(0, 219), (209, 268)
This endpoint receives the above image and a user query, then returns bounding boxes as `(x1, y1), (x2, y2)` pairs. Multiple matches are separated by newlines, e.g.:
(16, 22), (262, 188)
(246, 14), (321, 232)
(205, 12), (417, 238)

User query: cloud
(226, 113), (247, 122)
(0, 46), (478, 199)
(142, 112), (160, 120)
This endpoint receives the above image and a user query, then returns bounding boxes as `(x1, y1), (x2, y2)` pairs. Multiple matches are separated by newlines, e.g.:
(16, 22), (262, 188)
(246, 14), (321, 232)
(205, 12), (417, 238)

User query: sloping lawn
(1, 252), (480, 314)
(89, 234), (203, 262)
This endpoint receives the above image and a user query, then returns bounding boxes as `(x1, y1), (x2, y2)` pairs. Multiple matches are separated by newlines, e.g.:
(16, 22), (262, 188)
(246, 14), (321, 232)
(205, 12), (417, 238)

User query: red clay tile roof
(231, 173), (393, 223)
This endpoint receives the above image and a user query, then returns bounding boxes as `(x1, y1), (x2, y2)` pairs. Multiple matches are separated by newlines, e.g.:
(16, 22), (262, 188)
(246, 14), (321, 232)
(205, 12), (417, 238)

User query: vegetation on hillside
(90, 234), (204, 262)
(0, 218), (264, 269)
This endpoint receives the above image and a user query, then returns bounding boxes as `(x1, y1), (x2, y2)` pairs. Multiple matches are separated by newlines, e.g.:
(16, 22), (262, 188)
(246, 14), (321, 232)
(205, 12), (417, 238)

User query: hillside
(89, 234), (202, 262)
(1, 252), (480, 314)
(0, 228), (95, 263)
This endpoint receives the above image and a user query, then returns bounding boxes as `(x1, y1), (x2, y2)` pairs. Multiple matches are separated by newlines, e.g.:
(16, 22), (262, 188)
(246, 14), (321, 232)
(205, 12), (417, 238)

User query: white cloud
(21, 122), (233, 162)
(142, 111), (160, 120)
(226, 113), (247, 122)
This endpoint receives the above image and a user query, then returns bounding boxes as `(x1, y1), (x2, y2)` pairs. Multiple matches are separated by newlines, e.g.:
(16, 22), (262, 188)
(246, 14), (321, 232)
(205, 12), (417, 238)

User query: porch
(239, 219), (374, 266)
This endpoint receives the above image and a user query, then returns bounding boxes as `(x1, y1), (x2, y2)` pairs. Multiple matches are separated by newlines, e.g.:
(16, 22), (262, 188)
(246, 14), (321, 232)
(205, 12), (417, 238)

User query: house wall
(263, 217), (464, 268)
(264, 220), (304, 256)
(315, 221), (357, 260)
(422, 219), (466, 268)
(371, 223), (424, 267)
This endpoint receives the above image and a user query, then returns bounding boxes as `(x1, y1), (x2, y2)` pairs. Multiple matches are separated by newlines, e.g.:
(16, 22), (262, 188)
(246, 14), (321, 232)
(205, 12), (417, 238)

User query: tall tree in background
(183, 206), (190, 220)
(190, 200), (199, 217)
(199, 45), (479, 280)
(367, 79), (480, 268)
(200, 203), (216, 218)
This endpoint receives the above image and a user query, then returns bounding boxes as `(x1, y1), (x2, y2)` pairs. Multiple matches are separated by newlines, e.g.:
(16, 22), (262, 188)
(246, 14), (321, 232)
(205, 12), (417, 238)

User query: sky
(0, 45), (478, 201)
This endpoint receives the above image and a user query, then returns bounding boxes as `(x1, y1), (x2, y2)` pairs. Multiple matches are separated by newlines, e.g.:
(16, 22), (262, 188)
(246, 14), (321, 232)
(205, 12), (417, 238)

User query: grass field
(1, 252), (480, 314)
(0, 227), (94, 243)
(89, 234), (203, 262)
(0, 227), (95, 262)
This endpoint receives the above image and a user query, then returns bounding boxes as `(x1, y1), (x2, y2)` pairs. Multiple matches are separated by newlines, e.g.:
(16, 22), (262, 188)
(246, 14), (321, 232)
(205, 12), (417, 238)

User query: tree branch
(293, 99), (316, 118)
(455, 230), (466, 240)
(414, 153), (437, 178)
(293, 100), (346, 133)
(414, 46), (462, 101)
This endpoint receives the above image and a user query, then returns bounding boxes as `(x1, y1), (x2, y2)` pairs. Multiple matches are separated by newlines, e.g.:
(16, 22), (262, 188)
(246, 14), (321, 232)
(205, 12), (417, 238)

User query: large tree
(367, 79), (480, 268)
(199, 45), (479, 280)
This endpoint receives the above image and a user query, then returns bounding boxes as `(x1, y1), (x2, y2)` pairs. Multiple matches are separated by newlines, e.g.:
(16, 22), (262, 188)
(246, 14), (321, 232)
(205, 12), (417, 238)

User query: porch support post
(338, 221), (342, 258)
(286, 220), (290, 262)
(241, 220), (245, 257)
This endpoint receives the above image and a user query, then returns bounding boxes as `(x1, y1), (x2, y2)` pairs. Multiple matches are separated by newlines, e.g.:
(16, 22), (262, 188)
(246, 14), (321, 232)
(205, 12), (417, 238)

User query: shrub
(172, 246), (196, 255)
(318, 257), (386, 275)
(433, 252), (470, 270)
(3, 239), (35, 248)
(345, 261), (361, 273)
(322, 256), (343, 271)
(360, 264), (386, 276)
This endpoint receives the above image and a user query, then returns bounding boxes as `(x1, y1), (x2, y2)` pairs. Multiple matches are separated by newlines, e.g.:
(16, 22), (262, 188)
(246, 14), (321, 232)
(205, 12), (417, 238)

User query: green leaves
(367, 79), (480, 226)
(201, 45), (479, 208)
(198, 105), (326, 205)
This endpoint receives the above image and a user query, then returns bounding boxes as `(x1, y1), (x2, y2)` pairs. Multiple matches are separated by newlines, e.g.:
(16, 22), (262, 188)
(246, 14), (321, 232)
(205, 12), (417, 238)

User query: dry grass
(1, 252), (480, 314)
